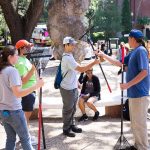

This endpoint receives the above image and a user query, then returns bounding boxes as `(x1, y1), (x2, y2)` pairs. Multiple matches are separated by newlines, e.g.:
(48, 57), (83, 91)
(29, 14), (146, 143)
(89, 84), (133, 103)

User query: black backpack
(123, 99), (130, 121)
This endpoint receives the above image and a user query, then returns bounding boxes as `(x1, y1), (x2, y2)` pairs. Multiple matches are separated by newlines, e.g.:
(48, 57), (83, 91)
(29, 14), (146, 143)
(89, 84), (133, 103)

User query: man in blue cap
(96, 29), (150, 150)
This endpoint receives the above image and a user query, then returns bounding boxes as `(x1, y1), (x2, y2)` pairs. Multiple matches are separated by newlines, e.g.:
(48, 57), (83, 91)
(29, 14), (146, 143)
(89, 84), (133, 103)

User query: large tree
(0, 0), (44, 44)
(47, 0), (90, 62)
(94, 0), (121, 39)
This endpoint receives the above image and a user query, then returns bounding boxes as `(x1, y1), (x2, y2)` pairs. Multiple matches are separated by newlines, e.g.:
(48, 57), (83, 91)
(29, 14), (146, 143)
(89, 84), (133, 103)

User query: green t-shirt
(15, 56), (36, 89)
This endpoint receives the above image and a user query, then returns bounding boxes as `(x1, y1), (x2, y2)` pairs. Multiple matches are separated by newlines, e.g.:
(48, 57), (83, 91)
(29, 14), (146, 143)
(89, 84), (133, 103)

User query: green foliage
(93, 0), (121, 40)
(0, 11), (8, 36)
(91, 32), (104, 43)
(121, 0), (132, 34)
(39, 4), (48, 23)
(17, 0), (31, 16)
(137, 16), (150, 26)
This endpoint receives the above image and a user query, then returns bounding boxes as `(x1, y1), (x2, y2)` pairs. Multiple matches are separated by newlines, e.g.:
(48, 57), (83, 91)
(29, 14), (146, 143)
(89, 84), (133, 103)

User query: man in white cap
(60, 36), (100, 137)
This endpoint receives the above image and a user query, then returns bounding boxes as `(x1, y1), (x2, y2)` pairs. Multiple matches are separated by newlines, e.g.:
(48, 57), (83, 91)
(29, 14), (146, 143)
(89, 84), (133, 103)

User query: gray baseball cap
(63, 37), (78, 45)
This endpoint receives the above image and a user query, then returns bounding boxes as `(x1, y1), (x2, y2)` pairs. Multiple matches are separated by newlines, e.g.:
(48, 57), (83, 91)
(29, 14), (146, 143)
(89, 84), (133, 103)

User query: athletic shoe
(71, 125), (82, 133)
(93, 111), (99, 120)
(63, 130), (75, 137)
(78, 114), (88, 122)
(31, 136), (38, 146)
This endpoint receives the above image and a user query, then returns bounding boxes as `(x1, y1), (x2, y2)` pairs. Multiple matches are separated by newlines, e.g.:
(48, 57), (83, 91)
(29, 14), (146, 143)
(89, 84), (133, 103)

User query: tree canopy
(0, 0), (44, 44)
(93, 0), (121, 39)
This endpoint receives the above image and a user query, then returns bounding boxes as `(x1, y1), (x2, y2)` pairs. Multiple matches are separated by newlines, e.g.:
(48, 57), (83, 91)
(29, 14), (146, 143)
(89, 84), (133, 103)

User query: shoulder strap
(61, 54), (70, 61)
(61, 54), (70, 79)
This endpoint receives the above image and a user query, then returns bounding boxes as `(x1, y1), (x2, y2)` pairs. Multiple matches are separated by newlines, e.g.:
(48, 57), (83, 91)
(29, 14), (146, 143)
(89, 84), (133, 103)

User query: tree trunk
(47, 0), (91, 62)
(0, 0), (44, 45)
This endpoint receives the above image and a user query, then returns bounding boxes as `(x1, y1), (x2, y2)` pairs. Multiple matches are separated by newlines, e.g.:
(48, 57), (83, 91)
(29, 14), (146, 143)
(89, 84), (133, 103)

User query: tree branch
(24, 0), (44, 39)
(0, 0), (24, 44)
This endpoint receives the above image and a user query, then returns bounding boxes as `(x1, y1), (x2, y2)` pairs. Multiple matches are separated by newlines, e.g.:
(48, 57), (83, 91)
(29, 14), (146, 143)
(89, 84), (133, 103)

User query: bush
(91, 32), (105, 43)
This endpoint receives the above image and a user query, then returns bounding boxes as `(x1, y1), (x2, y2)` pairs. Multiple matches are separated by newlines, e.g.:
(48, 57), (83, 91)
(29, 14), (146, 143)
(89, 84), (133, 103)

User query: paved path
(1, 58), (150, 150)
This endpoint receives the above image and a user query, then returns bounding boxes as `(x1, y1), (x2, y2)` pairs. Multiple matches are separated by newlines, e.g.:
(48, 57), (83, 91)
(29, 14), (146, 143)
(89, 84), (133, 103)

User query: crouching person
(78, 68), (101, 122)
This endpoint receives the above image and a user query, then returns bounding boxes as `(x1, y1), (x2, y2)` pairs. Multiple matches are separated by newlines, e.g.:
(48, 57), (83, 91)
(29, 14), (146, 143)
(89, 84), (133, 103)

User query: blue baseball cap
(129, 29), (144, 39)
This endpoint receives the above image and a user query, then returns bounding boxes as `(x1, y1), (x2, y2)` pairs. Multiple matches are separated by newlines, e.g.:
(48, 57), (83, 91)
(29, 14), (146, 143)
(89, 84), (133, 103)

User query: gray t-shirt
(0, 66), (22, 110)
(60, 53), (79, 90)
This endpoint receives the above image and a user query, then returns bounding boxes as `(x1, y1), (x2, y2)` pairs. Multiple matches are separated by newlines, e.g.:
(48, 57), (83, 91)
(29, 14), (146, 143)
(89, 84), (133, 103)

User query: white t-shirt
(60, 53), (79, 90)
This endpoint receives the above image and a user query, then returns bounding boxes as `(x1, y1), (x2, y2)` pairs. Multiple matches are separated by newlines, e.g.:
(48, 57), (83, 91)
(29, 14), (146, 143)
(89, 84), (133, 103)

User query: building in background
(117, 0), (150, 39)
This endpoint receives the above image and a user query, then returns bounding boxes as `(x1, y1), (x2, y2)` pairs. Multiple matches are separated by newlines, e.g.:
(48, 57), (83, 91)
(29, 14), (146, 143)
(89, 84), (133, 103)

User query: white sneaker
(31, 136), (38, 146)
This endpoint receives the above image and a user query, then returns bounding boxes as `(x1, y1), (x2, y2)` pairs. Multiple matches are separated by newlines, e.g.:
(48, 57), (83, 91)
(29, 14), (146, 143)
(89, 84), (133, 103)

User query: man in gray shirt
(60, 37), (100, 137)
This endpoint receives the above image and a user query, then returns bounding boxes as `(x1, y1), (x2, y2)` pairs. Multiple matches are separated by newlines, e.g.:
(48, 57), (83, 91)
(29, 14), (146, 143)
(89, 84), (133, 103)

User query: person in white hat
(60, 36), (100, 137)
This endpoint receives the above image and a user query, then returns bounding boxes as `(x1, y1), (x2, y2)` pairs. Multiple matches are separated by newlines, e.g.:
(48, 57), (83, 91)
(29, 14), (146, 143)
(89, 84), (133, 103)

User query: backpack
(123, 99), (130, 121)
(54, 55), (68, 89)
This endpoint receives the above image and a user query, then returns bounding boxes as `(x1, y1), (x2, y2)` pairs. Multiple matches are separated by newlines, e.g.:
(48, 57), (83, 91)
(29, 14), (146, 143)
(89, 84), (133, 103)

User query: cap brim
(26, 43), (34, 51)
(72, 41), (78, 45)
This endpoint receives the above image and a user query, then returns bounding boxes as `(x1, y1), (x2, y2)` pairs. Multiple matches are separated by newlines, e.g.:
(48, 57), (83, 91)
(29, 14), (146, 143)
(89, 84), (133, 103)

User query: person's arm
(120, 70), (148, 90)
(75, 59), (100, 73)
(21, 64), (36, 84)
(80, 77), (86, 94)
(80, 81), (90, 99)
(78, 72), (84, 84)
(96, 50), (122, 67)
(11, 79), (44, 98)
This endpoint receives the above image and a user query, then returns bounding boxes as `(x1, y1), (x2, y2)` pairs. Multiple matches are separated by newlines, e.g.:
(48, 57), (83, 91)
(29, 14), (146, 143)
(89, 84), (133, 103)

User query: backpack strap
(61, 54), (70, 79)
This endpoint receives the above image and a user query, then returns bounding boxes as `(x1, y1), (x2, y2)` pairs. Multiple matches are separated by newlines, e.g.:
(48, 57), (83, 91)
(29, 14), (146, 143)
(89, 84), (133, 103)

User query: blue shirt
(124, 46), (149, 98)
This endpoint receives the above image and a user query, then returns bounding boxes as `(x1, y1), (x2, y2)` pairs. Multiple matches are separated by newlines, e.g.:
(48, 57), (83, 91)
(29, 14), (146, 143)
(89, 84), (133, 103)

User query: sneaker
(78, 114), (88, 122)
(63, 130), (75, 137)
(71, 125), (82, 133)
(93, 111), (99, 120)
(31, 136), (38, 146)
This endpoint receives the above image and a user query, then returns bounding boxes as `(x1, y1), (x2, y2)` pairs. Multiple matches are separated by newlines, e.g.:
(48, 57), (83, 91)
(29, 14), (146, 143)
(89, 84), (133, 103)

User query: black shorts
(22, 92), (36, 112)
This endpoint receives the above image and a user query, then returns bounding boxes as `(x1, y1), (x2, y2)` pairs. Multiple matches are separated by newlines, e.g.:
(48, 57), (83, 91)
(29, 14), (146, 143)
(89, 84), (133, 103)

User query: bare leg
(86, 97), (98, 113)
(24, 112), (32, 126)
(78, 97), (86, 114)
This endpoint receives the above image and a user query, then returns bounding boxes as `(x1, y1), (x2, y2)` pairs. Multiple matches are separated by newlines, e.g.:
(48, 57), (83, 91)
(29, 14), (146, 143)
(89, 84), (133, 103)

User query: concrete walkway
(1, 117), (150, 150)
(1, 59), (150, 150)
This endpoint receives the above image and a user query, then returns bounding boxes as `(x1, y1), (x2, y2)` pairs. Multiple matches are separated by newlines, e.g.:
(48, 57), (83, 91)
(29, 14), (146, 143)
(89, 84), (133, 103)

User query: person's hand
(93, 58), (100, 65)
(120, 83), (130, 90)
(95, 50), (104, 57)
(36, 79), (44, 89)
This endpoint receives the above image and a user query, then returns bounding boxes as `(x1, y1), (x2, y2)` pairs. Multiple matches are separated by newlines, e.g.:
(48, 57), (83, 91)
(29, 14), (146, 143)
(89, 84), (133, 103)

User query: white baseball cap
(63, 37), (78, 45)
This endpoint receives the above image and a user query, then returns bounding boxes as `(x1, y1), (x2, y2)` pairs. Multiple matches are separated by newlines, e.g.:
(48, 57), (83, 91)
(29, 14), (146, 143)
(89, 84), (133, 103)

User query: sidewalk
(1, 117), (150, 150)
(36, 59), (123, 118)
(1, 59), (150, 150)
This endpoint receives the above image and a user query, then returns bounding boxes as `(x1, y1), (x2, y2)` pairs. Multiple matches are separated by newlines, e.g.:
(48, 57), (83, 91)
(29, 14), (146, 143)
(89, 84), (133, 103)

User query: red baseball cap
(15, 40), (34, 49)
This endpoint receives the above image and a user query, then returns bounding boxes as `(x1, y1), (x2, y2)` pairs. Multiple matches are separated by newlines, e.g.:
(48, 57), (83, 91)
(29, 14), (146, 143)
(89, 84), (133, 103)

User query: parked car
(32, 24), (51, 46)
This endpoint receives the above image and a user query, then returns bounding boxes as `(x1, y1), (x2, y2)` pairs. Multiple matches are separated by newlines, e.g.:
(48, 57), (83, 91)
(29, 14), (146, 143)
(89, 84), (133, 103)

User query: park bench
(30, 90), (127, 119)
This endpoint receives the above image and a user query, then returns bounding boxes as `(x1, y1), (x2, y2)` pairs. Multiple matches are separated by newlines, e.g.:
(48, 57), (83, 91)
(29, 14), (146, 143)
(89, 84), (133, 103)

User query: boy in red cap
(15, 40), (38, 146)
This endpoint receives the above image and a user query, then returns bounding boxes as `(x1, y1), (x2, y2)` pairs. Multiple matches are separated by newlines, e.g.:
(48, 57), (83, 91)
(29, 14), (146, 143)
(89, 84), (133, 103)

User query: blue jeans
(0, 109), (34, 150)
